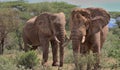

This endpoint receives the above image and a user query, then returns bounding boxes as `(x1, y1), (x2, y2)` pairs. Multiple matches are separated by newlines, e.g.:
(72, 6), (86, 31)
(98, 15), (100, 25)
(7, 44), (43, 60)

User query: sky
(29, 0), (120, 12)
(108, 18), (117, 28)
(1, 0), (120, 11)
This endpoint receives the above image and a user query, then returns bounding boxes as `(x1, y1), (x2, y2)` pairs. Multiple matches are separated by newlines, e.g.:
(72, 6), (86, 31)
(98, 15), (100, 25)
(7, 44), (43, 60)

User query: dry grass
(1, 46), (120, 70)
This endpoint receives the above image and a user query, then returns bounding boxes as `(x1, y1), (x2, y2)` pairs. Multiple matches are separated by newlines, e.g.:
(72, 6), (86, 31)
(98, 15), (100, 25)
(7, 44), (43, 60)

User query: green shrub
(0, 56), (18, 70)
(17, 51), (39, 69)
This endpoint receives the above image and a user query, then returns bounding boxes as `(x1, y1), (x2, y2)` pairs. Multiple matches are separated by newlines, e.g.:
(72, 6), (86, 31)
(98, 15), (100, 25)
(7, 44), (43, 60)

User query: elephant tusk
(54, 36), (60, 43)
(81, 36), (85, 43)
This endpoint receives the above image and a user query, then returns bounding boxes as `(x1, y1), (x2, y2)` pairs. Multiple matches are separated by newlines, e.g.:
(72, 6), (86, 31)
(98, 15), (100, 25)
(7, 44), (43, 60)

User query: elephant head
(70, 8), (90, 43)
(69, 8), (110, 44)
(34, 12), (66, 42)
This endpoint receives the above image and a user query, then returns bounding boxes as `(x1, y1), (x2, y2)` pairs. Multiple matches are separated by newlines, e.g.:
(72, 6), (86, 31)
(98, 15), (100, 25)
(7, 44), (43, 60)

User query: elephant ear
(90, 16), (107, 34)
(49, 14), (57, 23)
(34, 13), (53, 35)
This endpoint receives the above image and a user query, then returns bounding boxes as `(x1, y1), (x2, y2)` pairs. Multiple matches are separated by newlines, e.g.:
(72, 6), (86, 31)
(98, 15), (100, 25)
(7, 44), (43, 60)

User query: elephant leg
(81, 44), (92, 70)
(80, 44), (92, 70)
(59, 43), (64, 67)
(58, 38), (65, 67)
(57, 36), (65, 67)
(92, 32), (101, 70)
(50, 39), (59, 66)
(23, 35), (31, 52)
(42, 40), (49, 66)
(92, 51), (101, 70)
(101, 25), (108, 48)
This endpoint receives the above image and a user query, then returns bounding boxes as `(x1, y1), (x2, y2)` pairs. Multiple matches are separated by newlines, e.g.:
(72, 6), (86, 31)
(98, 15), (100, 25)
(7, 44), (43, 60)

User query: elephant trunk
(62, 35), (85, 47)
(62, 36), (71, 47)
(57, 25), (66, 67)
(58, 25), (65, 44)
(71, 28), (86, 43)
(71, 34), (81, 68)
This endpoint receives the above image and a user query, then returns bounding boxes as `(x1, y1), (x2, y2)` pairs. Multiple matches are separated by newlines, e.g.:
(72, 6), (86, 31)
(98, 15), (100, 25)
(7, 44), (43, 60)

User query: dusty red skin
(70, 7), (110, 70)
(23, 12), (68, 67)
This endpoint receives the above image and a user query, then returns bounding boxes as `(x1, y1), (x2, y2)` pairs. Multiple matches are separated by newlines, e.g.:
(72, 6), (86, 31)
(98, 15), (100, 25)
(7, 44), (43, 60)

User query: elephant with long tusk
(69, 7), (110, 70)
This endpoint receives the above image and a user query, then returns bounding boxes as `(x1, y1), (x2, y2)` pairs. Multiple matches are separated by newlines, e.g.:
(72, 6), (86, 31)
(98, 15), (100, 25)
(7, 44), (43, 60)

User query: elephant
(68, 7), (110, 70)
(22, 12), (68, 67)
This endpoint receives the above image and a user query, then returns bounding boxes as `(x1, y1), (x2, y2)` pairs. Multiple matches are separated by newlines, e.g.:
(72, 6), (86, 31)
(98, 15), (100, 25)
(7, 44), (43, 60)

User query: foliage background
(0, 1), (120, 70)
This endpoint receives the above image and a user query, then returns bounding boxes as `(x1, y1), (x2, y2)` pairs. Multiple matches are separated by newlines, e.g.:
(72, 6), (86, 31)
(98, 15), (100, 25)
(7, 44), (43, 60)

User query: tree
(116, 16), (120, 28)
(0, 24), (5, 54)
(0, 8), (21, 54)
(110, 12), (120, 28)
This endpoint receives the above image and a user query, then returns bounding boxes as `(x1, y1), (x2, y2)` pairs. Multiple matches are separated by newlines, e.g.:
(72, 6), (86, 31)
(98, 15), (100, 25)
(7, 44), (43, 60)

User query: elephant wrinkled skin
(69, 7), (110, 70)
(22, 12), (68, 67)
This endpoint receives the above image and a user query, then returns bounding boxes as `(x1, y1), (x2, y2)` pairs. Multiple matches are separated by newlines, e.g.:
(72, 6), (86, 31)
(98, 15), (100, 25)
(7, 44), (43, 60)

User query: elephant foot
(58, 67), (63, 70)
(42, 62), (48, 66)
(93, 64), (101, 70)
(59, 62), (63, 67)
(52, 62), (59, 66)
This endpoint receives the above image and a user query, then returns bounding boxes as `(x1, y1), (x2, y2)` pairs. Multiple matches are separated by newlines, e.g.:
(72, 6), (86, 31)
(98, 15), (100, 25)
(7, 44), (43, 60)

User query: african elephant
(22, 12), (68, 67)
(69, 7), (110, 70)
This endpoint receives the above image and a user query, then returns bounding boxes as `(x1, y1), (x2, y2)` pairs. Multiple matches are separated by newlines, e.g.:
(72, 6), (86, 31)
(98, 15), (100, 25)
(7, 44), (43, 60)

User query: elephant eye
(38, 21), (44, 25)
(81, 13), (86, 17)
(81, 13), (83, 16)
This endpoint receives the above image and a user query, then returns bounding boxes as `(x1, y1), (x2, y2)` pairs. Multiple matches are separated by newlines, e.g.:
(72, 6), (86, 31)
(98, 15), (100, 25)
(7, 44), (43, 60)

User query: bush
(0, 56), (18, 70)
(17, 51), (39, 69)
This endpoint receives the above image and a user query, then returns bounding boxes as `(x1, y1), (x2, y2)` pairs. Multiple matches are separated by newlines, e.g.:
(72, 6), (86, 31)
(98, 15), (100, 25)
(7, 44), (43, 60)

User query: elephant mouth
(62, 39), (70, 47)
(62, 35), (86, 47)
